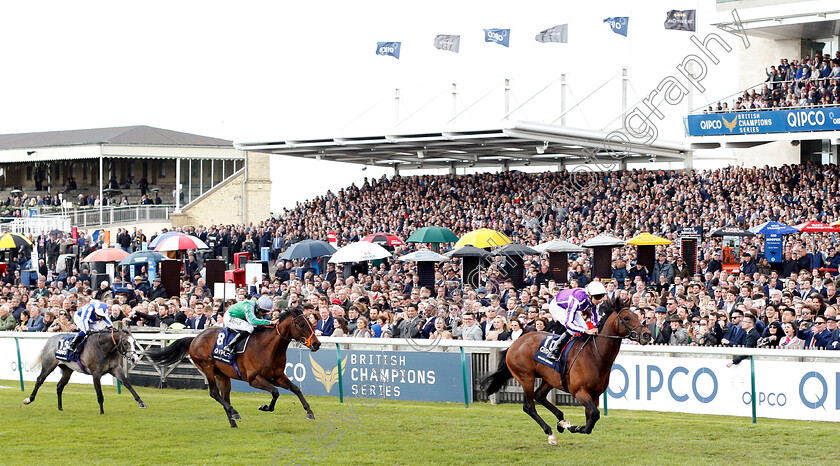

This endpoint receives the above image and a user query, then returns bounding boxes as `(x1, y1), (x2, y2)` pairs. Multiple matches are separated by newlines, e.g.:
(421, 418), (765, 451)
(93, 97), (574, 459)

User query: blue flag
(603, 17), (629, 36)
(376, 42), (401, 59)
(483, 28), (510, 47)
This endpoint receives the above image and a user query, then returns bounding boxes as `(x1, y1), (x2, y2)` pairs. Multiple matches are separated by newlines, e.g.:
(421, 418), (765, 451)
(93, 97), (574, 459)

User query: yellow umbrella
(626, 232), (672, 246)
(0, 232), (33, 250)
(454, 228), (512, 249)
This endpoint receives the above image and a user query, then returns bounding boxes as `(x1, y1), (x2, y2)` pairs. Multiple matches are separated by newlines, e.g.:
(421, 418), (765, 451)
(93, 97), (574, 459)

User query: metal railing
(0, 216), (72, 236)
(64, 205), (177, 228)
(691, 76), (840, 115)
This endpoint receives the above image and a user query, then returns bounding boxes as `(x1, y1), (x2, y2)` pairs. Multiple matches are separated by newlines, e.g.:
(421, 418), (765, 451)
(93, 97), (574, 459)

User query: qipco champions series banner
(232, 348), (471, 404)
(687, 109), (840, 136)
(606, 354), (839, 422)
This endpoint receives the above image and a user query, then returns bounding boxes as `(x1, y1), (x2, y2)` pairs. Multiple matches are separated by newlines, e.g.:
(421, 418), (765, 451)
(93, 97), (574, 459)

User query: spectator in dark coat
(728, 314), (761, 366)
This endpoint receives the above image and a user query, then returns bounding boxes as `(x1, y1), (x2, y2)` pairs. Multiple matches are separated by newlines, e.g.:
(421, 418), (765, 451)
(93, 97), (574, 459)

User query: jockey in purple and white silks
(546, 282), (607, 360)
(69, 302), (113, 352)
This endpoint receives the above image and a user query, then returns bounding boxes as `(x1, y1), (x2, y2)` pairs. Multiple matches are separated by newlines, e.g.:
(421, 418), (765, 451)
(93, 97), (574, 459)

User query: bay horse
(24, 329), (146, 414)
(482, 303), (651, 444)
(147, 307), (320, 428)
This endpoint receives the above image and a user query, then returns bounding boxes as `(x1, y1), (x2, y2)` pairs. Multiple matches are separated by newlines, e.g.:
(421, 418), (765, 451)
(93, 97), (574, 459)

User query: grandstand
(0, 126), (271, 227)
(690, 0), (840, 166)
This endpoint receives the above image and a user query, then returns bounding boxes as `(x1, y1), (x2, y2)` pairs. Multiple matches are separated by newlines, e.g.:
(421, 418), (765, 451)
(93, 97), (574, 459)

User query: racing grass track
(1, 380), (835, 465)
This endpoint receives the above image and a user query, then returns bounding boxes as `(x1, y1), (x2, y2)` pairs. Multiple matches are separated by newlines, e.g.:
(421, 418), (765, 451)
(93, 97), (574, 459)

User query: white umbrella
(328, 242), (391, 263)
(533, 239), (585, 253)
(398, 249), (450, 262)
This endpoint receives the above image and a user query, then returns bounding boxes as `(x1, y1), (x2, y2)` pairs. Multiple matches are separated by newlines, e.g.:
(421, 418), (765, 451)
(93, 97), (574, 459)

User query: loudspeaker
(506, 256), (525, 289)
(221, 247), (229, 265)
(637, 245), (656, 274)
(205, 259), (225, 293)
(549, 251), (568, 284)
(159, 260), (182, 298)
(592, 247), (612, 280)
(64, 256), (76, 275)
(92, 272), (109, 288)
(91, 261), (107, 274)
(462, 257), (481, 289)
(416, 262), (435, 290)
(248, 260), (269, 277)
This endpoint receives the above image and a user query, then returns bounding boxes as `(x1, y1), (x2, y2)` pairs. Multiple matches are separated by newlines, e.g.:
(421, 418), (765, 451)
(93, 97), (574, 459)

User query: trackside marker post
(336, 343), (344, 404)
(15, 337), (24, 391)
(750, 356), (757, 424)
(603, 390), (608, 415)
(460, 346), (469, 407)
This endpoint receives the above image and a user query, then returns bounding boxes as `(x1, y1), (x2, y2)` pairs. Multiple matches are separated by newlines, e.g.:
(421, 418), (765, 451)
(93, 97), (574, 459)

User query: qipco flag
(603, 17), (629, 37)
(376, 42), (401, 59)
(483, 28), (510, 47)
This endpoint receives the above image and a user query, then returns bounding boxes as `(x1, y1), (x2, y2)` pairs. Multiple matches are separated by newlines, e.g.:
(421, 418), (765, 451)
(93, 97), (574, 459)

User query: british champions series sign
(687, 109), (840, 136)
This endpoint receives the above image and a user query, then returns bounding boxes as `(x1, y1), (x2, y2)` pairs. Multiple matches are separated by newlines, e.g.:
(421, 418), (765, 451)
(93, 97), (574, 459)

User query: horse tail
(28, 341), (49, 372)
(147, 337), (194, 367)
(480, 349), (512, 396)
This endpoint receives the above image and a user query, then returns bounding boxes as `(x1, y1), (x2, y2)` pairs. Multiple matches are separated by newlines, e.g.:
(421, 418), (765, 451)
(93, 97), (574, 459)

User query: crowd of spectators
(704, 52), (840, 113)
(1, 162), (839, 354)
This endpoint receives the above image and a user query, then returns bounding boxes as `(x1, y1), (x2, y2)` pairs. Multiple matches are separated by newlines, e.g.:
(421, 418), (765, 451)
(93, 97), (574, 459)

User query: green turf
(0, 379), (836, 465)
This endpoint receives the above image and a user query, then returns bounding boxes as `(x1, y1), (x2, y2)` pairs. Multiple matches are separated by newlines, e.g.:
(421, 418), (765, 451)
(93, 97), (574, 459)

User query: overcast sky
(0, 0), (743, 210)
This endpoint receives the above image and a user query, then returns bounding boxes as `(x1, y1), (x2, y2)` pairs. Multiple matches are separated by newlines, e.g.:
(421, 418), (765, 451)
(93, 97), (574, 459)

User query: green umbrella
(406, 226), (459, 244)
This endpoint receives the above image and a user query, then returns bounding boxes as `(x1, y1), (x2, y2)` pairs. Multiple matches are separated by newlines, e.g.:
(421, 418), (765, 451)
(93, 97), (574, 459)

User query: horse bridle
(109, 328), (138, 360)
(602, 308), (646, 342)
(275, 313), (317, 348)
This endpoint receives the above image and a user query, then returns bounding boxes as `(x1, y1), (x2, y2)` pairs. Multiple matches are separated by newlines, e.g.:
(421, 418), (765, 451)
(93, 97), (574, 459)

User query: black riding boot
(223, 331), (247, 354)
(548, 332), (572, 360)
(67, 334), (84, 353)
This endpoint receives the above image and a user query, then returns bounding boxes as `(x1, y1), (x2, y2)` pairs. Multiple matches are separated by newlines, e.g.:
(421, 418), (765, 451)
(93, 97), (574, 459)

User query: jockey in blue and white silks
(546, 282), (607, 360)
(69, 302), (113, 352)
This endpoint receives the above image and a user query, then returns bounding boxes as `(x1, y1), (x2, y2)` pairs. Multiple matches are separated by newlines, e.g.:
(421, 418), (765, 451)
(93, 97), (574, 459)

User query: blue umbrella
(118, 250), (168, 266)
(748, 221), (798, 235)
(149, 231), (186, 248)
(280, 240), (337, 260)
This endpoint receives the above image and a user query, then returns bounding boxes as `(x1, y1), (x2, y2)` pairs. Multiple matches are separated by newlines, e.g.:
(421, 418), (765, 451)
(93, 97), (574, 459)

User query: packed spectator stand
(1, 162), (839, 354)
(704, 52), (840, 113)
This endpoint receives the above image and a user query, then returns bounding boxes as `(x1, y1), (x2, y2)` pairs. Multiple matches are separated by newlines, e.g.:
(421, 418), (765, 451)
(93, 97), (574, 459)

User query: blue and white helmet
(257, 296), (274, 311)
(93, 302), (110, 317)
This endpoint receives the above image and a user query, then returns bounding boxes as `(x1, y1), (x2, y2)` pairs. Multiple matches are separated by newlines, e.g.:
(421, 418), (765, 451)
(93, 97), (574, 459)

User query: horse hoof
(259, 404), (272, 412)
(138, 402), (147, 409)
(231, 413), (241, 421)
(548, 434), (558, 445)
(306, 413), (315, 421)
(557, 420), (570, 433)
(23, 398), (31, 405)
(231, 424), (238, 428)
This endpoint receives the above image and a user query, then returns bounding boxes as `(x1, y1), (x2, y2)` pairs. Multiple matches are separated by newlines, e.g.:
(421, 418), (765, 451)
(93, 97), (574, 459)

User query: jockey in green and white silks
(222, 296), (274, 353)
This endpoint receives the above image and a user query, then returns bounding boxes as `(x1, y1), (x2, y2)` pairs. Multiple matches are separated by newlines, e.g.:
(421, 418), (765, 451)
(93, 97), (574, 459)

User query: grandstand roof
(713, 4), (840, 40)
(235, 121), (689, 170)
(0, 125), (232, 150)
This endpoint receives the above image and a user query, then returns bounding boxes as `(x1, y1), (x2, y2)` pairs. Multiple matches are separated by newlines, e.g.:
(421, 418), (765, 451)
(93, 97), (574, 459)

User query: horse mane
(278, 306), (302, 324)
(599, 295), (630, 334)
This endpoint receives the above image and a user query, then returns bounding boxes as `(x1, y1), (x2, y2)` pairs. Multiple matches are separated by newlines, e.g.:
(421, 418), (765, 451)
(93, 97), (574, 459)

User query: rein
(586, 309), (646, 362)
(597, 308), (645, 342)
(103, 328), (135, 360)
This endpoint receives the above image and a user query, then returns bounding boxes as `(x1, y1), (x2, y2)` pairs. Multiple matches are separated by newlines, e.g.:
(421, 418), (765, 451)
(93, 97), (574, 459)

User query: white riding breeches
(223, 314), (254, 333)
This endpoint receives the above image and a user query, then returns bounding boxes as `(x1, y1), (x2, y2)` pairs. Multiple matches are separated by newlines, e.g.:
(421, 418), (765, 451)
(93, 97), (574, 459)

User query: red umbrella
(361, 233), (405, 247)
(793, 220), (840, 233)
(82, 248), (130, 262)
(153, 234), (209, 252)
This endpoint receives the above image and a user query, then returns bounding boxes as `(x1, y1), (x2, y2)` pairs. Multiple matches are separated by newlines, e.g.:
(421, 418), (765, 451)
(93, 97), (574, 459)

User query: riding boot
(223, 331), (248, 354)
(67, 334), (84, 354)
(548, 332), (572, 360)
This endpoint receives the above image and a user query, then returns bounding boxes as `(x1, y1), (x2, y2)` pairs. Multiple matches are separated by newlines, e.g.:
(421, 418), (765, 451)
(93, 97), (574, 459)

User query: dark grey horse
(23, 329), (146, 414)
